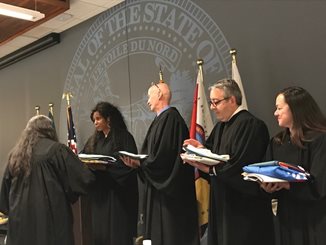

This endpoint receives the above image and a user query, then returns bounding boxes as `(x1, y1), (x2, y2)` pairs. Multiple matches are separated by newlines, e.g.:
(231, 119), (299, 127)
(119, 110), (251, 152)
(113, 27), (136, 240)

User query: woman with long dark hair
(261, 86), (326, 245)
(82, 102), (138, 245)
(0, 115), (94, 245)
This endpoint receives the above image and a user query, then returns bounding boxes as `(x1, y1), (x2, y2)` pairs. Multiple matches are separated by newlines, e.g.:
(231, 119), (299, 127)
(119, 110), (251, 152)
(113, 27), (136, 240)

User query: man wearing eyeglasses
(183, 79), (275, 245)
(121, 82), (199, 245)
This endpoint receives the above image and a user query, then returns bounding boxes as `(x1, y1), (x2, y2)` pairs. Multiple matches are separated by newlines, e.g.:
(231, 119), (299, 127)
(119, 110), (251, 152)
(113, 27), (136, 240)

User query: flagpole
(62, 92), (72, 106)
(35, 105), (40, 115)
(63, 91), (87, 245)
(48, 102), (56, 130)
(63, 92), (78, 155)
(159, 66), (165, 83)
(230, 48), (248, 110)
(197, 58), (204, 76)
(191, 58), (213, 232)
(230, 48), (237, 64)
(49, 103), (54, 115)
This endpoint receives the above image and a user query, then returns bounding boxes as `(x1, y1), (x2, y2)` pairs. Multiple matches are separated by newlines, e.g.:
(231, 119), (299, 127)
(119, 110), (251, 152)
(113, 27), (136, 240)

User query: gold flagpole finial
(197, 58), (204, 73)
(159, 66), (164, 83)
(35, 105), (40, 115)
(49, 103), (54, 114)
(197, 58), (204, 67)
(62, 92), (73, 106)
(230, 49), (237, 63)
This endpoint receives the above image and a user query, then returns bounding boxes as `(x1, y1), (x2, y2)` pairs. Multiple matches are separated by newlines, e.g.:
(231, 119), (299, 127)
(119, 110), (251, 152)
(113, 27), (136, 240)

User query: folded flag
(118, 151), (148, 160)
(78, 154), (116, 164)
(242, 172), (288, 183)
(243, 160), (310, 182)
(184, 145), (230, 162)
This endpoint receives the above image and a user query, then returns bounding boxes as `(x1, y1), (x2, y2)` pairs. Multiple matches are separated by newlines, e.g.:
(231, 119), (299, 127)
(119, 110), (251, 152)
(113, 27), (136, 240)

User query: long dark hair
(8, 115), (58, 177)
(274, 86), (326, 147)
(84, 102), (128, 152)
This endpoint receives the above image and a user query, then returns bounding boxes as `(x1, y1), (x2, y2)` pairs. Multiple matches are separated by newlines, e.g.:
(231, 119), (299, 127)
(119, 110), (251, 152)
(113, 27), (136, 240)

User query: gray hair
(209, 79), (242, 105)
(8, 115), (58, 177)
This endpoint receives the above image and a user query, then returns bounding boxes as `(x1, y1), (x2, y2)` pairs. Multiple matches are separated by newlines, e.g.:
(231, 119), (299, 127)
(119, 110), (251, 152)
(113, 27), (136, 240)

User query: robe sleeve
(140, 112), (190, 196)
(205, 124), (217, 150)
(199, 125), (218, 182)
(264, 139), (274, 161)
(52, 144), (95, 204)
(109, 131), (138, 186)
(213, 117), (269, 195)
(288, 134), (326, 201)
(0, 166), (11, 215)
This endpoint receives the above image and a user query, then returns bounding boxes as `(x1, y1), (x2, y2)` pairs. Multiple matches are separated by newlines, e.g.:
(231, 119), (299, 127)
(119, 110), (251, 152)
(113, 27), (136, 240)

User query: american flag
(67, 105), (78, 154)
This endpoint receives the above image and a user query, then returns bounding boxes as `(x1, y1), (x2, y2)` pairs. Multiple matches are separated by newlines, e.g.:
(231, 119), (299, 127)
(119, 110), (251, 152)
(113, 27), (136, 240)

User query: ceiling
(0, 0), (124, 59)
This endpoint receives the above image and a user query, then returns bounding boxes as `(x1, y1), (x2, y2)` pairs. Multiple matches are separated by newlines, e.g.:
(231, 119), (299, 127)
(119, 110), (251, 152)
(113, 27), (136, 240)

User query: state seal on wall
(61, 0), (231, 148)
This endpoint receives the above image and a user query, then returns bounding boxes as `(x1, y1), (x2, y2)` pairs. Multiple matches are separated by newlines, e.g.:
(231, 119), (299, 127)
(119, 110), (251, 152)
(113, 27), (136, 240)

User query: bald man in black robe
(121, 82), (199, 245)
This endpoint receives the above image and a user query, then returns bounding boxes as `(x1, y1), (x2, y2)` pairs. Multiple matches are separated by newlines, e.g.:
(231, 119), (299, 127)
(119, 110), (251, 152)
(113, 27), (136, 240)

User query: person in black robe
(260, 86), (326, 245)
(0, 115), (94, 245)
(121, 82), (200, 245)
(183, 79), (275, 245)
(82, 101), (138, 245)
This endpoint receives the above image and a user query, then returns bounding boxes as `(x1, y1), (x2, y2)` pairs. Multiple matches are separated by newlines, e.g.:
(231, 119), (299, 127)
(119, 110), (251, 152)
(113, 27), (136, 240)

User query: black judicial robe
(83, 130), (138, 245)
(265, 132), (326, 245)
(138, 107), (199, 245)
(0, 138), (94, 245)
(205, 110), (275, 245)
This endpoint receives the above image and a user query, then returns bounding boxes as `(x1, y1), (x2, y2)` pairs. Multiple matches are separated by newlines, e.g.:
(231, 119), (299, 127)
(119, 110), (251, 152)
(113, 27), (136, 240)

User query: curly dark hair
(8, 115), (58, 177)
(84, 102), (128, 152)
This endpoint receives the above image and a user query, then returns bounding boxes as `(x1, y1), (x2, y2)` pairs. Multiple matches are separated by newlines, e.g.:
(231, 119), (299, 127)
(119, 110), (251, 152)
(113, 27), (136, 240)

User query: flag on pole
(231, 49), (248, 110)
(48, 103), (56, 131)
(158, 66), (165, 83)
(190, 59), (214, 228)
(67, 105), (78, 154)
(35, 105), (40, 115)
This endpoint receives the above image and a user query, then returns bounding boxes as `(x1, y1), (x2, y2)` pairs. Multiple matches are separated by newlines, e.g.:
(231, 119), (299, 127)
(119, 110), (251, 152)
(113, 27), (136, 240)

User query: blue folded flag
(243, 161), (310, 182)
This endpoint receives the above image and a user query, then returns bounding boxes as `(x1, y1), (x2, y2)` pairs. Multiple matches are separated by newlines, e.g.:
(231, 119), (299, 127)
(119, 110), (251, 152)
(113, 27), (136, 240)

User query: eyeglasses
(209, 97), (229, 107)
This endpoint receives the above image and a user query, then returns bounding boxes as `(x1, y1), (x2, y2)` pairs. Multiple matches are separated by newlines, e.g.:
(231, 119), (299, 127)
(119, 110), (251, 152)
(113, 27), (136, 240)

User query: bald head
(147, 82), (172, 113)
(158, 82), (171, 103)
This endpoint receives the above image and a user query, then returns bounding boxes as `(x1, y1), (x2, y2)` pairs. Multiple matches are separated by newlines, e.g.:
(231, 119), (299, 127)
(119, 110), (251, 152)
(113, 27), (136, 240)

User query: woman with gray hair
(0, 115), (94, 245)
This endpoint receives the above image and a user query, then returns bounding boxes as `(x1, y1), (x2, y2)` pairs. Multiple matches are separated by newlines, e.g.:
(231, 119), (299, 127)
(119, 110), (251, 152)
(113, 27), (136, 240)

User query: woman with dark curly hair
(82, 101), (138, 245)
(0, 115), (94, 245)
(261, 86), (326, 245)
